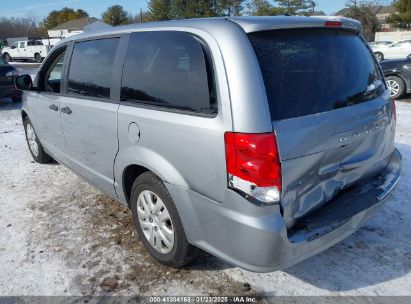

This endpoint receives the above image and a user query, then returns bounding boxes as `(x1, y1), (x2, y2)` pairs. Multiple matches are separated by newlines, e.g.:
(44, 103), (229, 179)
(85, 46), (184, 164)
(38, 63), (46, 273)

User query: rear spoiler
(229, 16), (363, 34)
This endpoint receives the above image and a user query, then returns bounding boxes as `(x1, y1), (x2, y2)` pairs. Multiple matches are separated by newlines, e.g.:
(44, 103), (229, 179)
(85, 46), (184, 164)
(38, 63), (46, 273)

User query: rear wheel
(386, 76), (405, 99)
(130, 172), (199, 267)
(374, 52), (384, 61)
(34, 53), (42, 63)
(23, 117), (53, 163)
(3, 53), (11, 63)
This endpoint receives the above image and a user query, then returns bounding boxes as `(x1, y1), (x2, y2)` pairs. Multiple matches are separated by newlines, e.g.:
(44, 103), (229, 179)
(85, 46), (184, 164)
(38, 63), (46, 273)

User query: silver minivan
(16, 16), (402, 272)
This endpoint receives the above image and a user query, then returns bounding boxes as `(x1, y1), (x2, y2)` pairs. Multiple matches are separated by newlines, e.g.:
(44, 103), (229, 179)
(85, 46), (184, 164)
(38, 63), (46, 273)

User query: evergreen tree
(102, 5), (129, 26)
(274, 0), (311, 14)
(387, 0), (411, 30)
(148, 0), (173, 21)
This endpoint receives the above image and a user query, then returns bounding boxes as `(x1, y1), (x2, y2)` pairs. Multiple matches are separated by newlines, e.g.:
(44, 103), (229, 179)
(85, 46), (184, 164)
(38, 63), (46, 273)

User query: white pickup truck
(1, 40), (51, 63)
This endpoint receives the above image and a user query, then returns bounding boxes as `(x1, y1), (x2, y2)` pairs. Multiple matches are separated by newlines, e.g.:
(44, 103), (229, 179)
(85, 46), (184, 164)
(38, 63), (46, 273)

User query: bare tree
(343, 0), (389, 41)
(0, 13), (44, 41)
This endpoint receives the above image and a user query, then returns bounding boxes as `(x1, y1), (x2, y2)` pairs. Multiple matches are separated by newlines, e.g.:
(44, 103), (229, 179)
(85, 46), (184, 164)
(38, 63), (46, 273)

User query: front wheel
(374, 52), (384, 61)
(130, 172), (199, 267)
(23, 117), (53, 163)
(34, 53), (42, 63)
(386, 76), (405, 99)
(3, 53), (11, 63)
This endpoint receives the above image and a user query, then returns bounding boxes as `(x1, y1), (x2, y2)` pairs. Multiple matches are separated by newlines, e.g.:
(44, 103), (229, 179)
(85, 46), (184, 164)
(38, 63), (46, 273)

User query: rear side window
(248, 29), (384, 121)
(68, 38), (119, 99)
(121, 31), (216, 114)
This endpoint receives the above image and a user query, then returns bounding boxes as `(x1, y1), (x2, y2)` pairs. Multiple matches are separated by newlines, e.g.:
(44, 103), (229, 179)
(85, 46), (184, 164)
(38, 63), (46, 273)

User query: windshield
(0, 57), (6, 65)
(248, 29), (384, 121)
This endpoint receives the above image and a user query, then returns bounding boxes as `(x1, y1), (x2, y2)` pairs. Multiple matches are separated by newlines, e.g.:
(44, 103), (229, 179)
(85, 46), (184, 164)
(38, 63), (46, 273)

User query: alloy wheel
(387, 79), (400, 98)
(136, 190), (175, 254)
(26, 123), (39, 157)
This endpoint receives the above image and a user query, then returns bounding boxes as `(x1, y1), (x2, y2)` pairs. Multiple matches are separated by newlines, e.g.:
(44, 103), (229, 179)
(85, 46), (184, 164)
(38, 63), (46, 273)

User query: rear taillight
(325, 21), (343, 27)
(392, 98), (397, 122)
(224, 132), (282, 204)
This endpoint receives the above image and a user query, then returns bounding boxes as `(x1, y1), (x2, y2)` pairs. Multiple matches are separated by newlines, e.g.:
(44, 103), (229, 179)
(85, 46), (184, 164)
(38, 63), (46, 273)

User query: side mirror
(15, 75), (33, 91)
(11, 45), (16, 49)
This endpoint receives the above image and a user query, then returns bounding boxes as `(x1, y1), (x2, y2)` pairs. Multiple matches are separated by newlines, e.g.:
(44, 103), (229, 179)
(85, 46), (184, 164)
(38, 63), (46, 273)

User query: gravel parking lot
(0, 98), (410, 298)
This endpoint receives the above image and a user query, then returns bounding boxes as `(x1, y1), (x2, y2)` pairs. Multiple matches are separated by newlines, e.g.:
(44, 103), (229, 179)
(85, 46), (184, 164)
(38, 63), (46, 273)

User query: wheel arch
(122, 164), (150, 206)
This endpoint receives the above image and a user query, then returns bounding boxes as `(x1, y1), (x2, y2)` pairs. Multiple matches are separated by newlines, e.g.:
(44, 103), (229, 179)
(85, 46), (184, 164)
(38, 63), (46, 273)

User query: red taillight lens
(325, 21), (342, 27)
(224, 132), (282, 203)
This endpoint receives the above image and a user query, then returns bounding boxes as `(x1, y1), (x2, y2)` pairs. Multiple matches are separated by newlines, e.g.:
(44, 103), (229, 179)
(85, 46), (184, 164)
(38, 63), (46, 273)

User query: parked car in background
(373, 39), (411, 61)
(15, 16), (401, 272)
(369, 41), (393, 49)
(1, 40), (50, 63)
(0, 57), (21, 102)
(380, 57), (411, 99)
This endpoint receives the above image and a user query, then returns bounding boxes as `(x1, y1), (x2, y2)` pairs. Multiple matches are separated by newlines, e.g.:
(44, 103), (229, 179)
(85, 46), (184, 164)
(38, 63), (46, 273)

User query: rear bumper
(166, 149), (402, 272)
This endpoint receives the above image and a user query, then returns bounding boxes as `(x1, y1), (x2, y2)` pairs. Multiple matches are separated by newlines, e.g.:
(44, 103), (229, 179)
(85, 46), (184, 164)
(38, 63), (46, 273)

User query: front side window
(19, 42), (25, 48)
(121, 31), (216, 114)
(67, 38), (119, 99)
(43, 49), (66, 93)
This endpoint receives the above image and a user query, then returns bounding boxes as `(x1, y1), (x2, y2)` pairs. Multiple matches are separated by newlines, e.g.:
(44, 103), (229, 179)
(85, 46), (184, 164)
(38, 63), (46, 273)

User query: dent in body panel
(275, 95), (396, 228)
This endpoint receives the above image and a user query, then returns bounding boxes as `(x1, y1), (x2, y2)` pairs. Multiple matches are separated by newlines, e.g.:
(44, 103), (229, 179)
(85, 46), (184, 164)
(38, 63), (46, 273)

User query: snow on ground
(0, 99), (410, 297)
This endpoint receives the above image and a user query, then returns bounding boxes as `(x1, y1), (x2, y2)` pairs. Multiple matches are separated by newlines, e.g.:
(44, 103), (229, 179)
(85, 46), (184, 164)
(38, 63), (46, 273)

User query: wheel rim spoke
(143, 192), (154, 213)
(158, 227), (173, 248)
(140, 220), (151, 230)
(151, 197), (163, 216)
(137, 205), (148, 219)
(158, 207), (170, 223)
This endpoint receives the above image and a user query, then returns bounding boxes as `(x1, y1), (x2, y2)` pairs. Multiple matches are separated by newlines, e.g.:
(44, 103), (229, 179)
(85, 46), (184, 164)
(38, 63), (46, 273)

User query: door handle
(49, 104), (58, 111)
(61, 106), (72, 115)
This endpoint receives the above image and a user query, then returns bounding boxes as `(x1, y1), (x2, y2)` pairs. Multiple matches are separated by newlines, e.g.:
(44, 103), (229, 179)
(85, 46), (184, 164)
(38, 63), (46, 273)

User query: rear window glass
(248, 29), (384, 121)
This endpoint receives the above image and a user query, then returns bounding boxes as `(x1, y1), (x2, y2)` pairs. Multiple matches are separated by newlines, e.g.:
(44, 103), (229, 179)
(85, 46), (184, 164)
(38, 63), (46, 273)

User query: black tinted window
(248, 30), (384, 121)
(121, 32), (215, 114)
(68, 38), (119, 99)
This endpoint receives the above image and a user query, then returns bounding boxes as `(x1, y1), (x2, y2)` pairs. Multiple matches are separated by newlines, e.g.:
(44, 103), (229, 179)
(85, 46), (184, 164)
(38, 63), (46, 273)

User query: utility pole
(140, 8), (143, 23)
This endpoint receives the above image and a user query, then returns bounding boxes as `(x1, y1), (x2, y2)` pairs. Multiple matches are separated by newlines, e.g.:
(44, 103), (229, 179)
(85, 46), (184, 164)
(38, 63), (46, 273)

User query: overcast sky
(1, 0), (349, 19)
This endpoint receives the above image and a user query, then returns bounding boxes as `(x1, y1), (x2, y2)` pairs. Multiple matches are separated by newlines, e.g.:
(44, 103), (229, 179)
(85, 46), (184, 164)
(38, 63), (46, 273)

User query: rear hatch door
(248, 29), (396, 228)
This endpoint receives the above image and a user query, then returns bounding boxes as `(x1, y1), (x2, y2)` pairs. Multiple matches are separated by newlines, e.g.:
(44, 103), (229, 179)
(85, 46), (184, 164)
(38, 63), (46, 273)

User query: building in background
(336, 5), (395, 31)
(47, 17), (111, 39)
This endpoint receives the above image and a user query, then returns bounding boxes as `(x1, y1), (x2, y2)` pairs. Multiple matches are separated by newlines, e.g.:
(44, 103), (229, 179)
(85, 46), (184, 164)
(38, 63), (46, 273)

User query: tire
(130, 172), (199, 267)
(386, 76), (405, 99)
(3, 53), (11, 63)
(34, 53), (42, 63)
(374, 52), (384, 61)
(23, 117), (53, 164)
